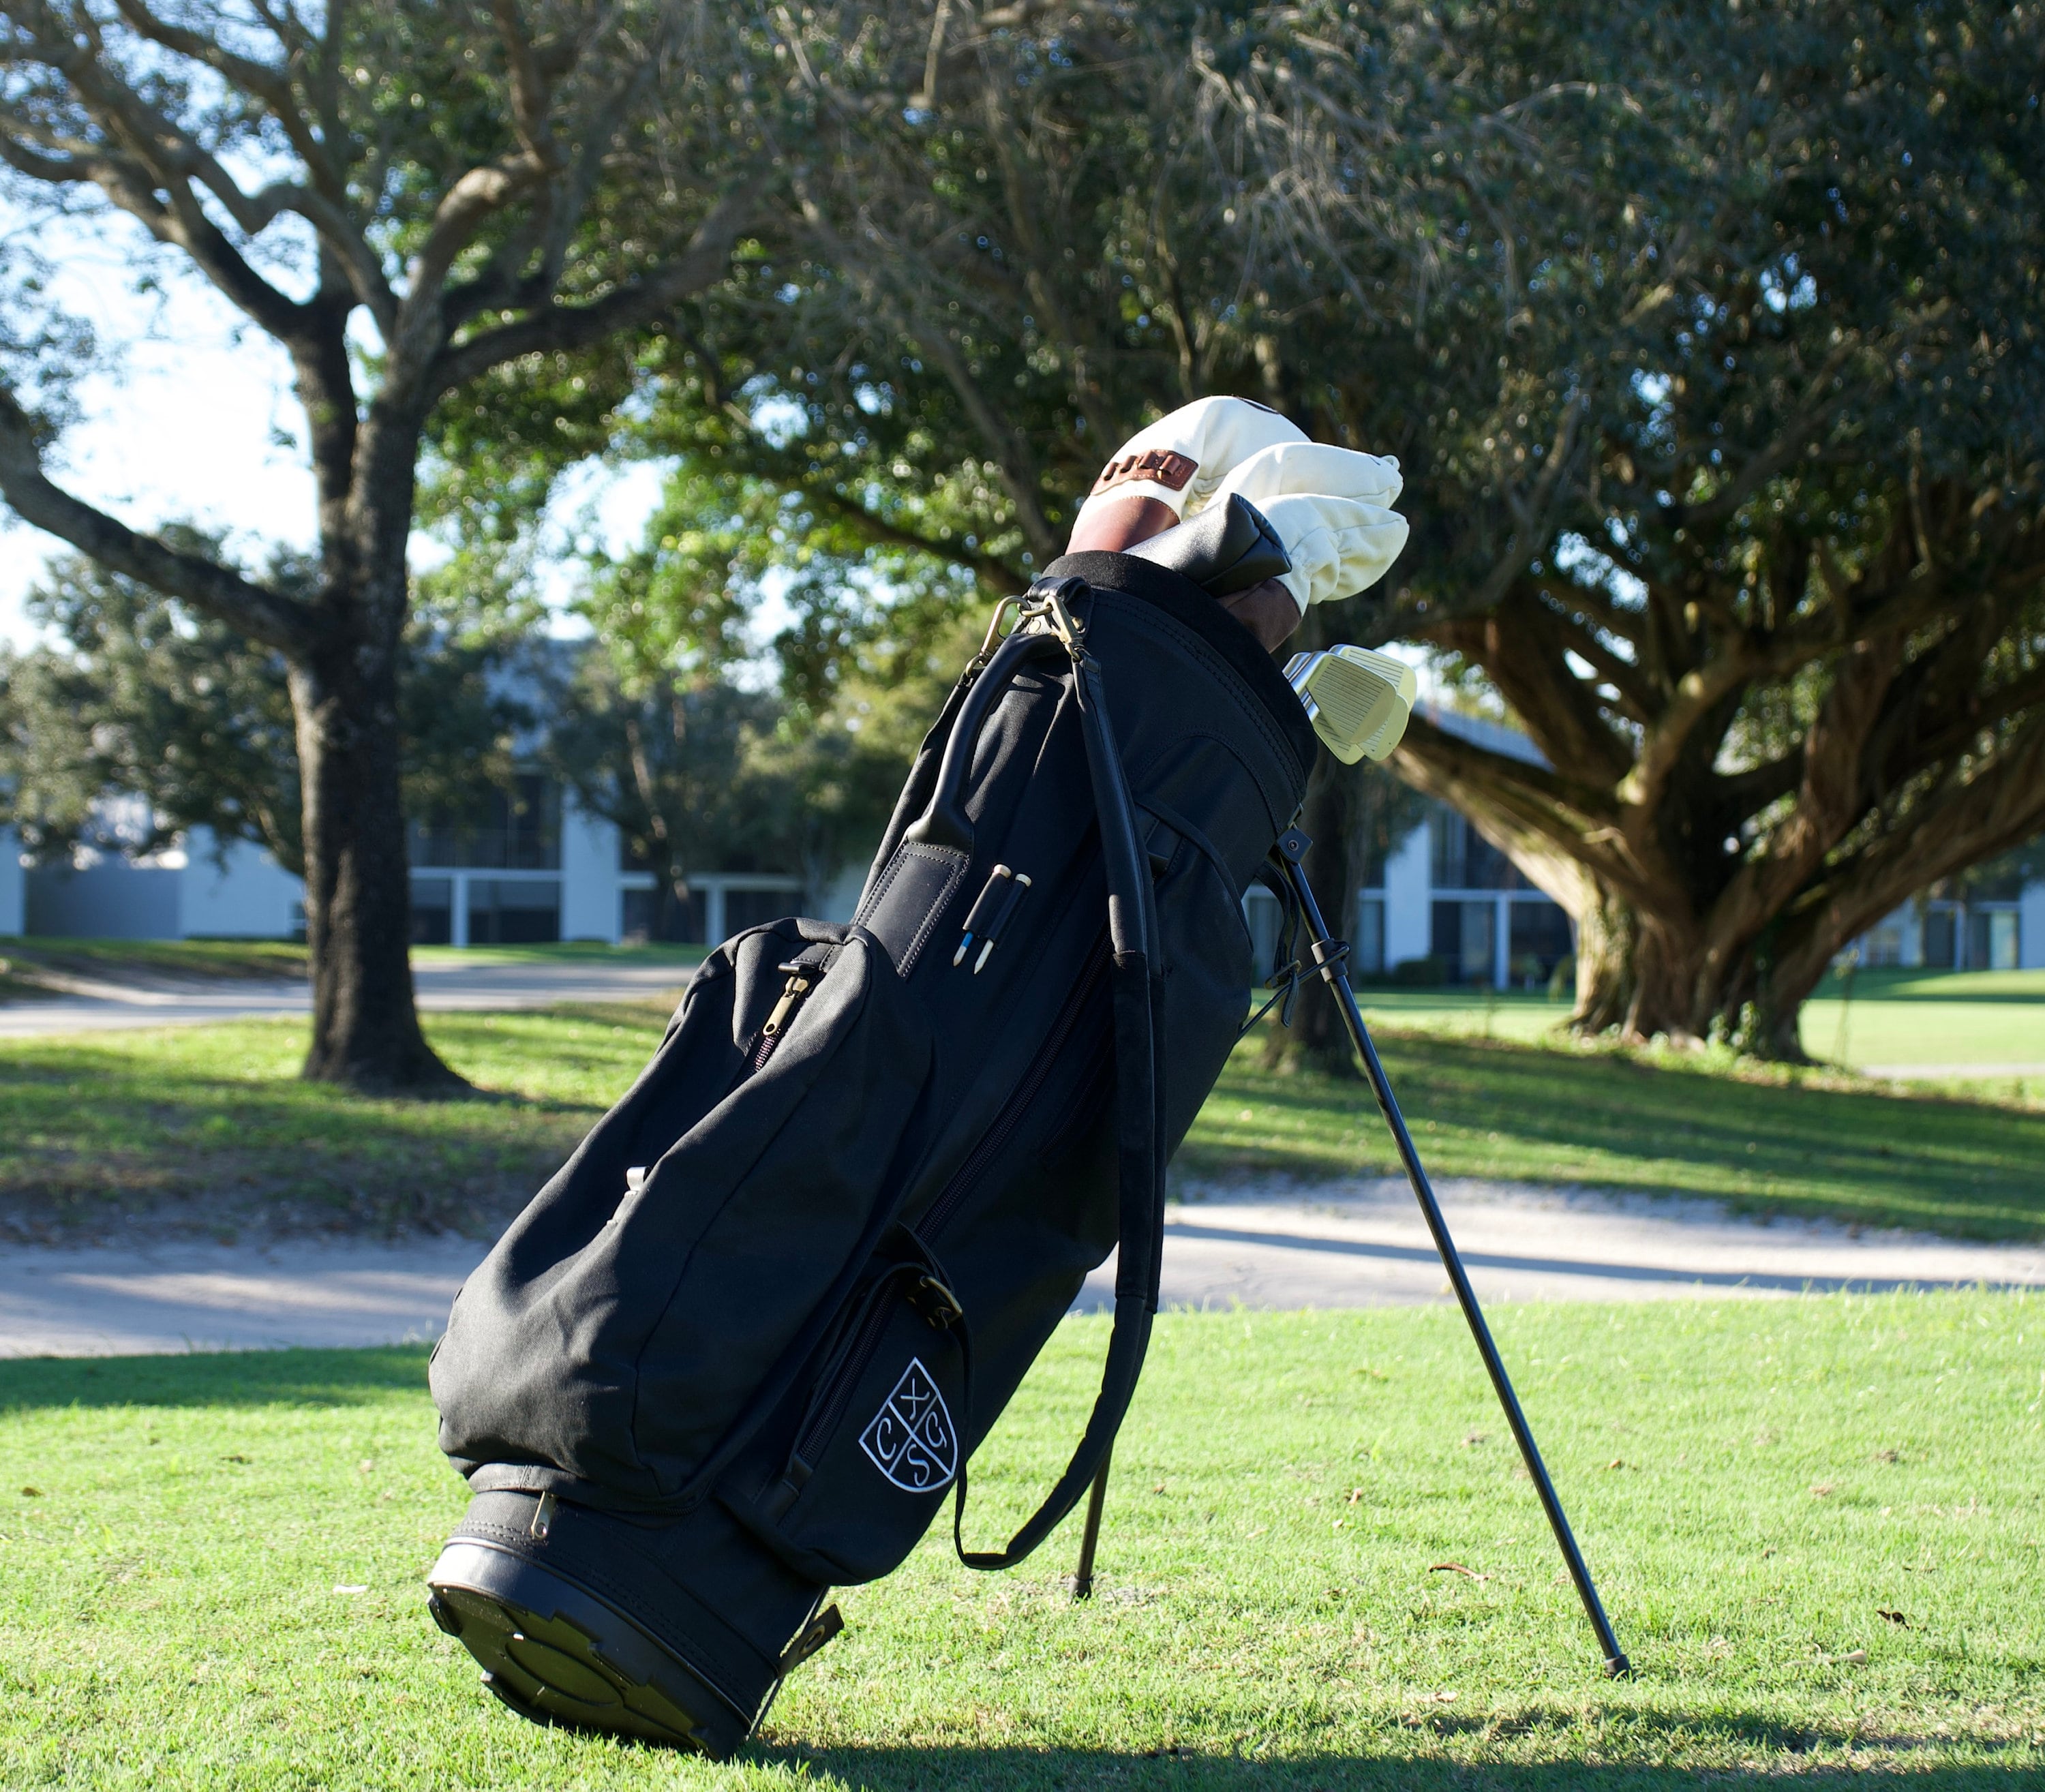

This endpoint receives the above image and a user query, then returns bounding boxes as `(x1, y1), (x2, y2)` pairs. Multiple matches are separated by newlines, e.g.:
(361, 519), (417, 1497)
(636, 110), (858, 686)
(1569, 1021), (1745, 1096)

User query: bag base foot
(426, 1537), (748, 1757)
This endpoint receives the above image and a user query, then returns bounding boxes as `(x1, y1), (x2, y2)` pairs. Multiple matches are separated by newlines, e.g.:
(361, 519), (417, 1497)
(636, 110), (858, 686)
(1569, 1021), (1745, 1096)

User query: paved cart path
(1079, 1177), (2045, 1310)
(0, 958), (689, 1038)
(3, 1176), (2038, 1357)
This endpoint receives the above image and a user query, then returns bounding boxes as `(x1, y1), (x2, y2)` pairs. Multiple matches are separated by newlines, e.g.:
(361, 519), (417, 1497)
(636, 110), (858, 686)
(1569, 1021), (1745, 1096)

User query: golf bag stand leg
(1070, 1447), (1113, 1600)
(1274, 826), (1631, 1678)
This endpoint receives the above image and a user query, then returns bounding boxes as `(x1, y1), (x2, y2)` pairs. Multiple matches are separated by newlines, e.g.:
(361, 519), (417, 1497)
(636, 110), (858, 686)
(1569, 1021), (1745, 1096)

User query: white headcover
(1075, 396), (1307, 528)
(1210, 440), (1410, 616)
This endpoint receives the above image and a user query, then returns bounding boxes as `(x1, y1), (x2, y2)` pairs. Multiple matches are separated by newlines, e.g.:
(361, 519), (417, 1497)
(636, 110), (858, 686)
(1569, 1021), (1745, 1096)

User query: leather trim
(1043, 550), (1319, 782)
(1090, 447), (1196, 496)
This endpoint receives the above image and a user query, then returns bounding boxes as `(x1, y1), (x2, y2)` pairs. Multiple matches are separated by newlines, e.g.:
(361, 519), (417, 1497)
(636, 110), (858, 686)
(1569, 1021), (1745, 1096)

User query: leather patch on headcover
(1090, 447), (1197, 498)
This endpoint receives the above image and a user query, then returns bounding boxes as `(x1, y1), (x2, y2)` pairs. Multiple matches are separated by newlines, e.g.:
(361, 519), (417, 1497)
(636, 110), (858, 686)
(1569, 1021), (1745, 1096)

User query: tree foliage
(0, 544), (528, 877)
(532, 0), (2045, 1058)
(0, 0), (768, 1087)
(541, 457), (984, 927)
(10, 2), (2033, 1072)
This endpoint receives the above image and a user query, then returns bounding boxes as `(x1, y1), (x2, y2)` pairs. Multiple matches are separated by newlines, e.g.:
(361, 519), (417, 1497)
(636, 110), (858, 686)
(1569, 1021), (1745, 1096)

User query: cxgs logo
(858, 1359), (958, 1491)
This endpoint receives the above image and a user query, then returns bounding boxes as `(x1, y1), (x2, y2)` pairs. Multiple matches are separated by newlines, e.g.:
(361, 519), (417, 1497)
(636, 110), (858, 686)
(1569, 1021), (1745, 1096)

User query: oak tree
(639, 0), (2045, 1059)
(0, 1), (766, 1087)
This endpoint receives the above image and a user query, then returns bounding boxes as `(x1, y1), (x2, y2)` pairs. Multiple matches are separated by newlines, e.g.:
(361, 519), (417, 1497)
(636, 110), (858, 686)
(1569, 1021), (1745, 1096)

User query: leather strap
(955, 581), (1166, 1570)
(903, 628), (1064, 853)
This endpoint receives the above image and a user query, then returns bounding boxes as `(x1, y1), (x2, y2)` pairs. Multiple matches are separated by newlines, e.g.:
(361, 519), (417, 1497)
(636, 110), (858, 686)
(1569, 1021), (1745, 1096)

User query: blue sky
(0, 223), (665, 651)
(3, 219), (1432, 686)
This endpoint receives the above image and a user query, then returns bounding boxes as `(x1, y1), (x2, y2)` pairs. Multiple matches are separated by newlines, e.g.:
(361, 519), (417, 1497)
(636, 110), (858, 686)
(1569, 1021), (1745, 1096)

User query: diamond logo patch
(858, 1358), (958, 1492)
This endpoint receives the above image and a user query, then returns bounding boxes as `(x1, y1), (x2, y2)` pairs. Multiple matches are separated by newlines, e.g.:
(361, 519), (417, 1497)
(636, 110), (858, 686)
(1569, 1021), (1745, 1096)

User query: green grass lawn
(3, 996), (2042, 1243)
(1799, 968), (2045, 1076)
(0, 937), (710, 997)
(1182, 1032), (2045, 1241)
(0, 1008), (658, 1239)
(1, 1296), (2038, 1786)
(1344, 968), (2045, 1084)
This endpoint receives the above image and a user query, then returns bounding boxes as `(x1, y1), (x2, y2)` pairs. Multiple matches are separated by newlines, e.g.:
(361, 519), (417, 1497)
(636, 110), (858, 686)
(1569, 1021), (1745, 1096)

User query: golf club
(1284, 644), (1419, 764)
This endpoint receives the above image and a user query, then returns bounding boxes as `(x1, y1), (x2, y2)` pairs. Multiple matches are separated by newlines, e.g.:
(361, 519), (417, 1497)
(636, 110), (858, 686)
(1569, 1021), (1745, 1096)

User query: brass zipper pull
(762, 973), (812, 1038)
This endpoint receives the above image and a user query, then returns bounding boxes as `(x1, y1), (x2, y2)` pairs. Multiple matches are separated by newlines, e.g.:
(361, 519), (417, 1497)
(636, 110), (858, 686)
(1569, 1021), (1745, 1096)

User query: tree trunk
(1262, 746), (1363, 1076)
(288, 633), (459, 1092)
(1571, 885), (1811, 1060)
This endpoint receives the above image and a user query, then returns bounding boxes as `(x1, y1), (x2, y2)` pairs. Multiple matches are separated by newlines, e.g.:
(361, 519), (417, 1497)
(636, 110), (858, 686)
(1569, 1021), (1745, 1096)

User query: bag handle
(954, 579), (1166, 1570)
(902, 625), (1064, 854)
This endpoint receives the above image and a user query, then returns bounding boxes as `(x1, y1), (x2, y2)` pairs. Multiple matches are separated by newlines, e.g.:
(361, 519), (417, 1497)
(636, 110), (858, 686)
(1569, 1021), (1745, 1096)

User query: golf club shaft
(1277, 847), (1631, 1677)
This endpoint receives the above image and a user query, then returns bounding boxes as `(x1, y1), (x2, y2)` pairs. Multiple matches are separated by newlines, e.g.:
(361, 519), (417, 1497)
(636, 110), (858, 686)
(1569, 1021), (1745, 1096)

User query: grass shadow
(772, 1741), (2039, 1789)
(0, 1344), (430, 1412)
(1186, 1030), (2045, 1241)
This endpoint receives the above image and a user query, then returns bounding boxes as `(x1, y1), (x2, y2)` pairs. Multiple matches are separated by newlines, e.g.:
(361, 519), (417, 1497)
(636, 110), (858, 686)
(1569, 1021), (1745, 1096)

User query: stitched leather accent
(853, 841), (969, 977)
(1090, 447), (1196, 496)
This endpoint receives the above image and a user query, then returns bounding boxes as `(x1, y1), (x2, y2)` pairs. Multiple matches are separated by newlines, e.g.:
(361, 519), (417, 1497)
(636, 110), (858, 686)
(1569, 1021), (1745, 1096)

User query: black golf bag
(425, 547), (1315, 1754)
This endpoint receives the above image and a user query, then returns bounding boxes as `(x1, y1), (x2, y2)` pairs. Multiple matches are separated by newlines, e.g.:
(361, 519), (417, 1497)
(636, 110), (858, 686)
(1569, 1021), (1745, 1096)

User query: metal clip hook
(975, 595), (1022, 665)
(1017, 577), (1089, 656)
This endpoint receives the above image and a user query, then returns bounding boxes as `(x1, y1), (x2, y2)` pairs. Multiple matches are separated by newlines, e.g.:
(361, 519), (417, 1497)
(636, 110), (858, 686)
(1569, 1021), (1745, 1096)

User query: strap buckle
(1018, 576), (1089, 655)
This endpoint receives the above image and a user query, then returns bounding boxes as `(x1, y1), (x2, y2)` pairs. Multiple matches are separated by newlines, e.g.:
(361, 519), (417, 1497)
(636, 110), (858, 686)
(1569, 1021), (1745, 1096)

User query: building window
(1428, 806), (1521, 891)
(410, 877), (453, 945)
(622, 885), (706, 945)
(723, 887), (796, 935)
(1243, 886), (1282, 981)
(1971, 908), (2020, 972)
(1356, 895), (1386, 974)
(409, 773), (561, 870)
(1508, 899), (1573, 985)
(468, 878), (560, 945)
(1923, 907), (1958, 969)
(1431, 898), (1496, 984)
(1859, 920), (1906, 967)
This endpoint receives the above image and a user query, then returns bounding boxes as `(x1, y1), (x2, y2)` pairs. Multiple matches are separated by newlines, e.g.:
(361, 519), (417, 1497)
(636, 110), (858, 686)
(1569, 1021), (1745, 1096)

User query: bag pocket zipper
(769, 1258), (963, 1508)
(734, 945), (838, 1084)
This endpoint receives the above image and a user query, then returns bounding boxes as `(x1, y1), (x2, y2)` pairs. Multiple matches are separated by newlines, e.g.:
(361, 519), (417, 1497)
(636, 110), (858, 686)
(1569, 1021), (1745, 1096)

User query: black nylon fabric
(429, 551), (1312, 1721)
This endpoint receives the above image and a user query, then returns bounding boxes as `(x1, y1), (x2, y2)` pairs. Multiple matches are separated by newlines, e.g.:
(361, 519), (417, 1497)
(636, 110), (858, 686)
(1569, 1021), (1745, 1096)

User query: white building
(4, 780), (831, 950)
(1242, 704), (1578, 988)
(1847, 889), (2040, 972)
(3, 705), (2038, 979)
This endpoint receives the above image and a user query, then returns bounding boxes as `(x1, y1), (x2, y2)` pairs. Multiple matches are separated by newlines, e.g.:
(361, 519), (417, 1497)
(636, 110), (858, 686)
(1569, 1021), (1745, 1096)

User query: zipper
(734, 950), (834, 1086)
(916, 936), (1110, 1243)
(746, 970), (811, 1074)
(789, 1264), (920, 1470)
(787, 1264), (967, 1476)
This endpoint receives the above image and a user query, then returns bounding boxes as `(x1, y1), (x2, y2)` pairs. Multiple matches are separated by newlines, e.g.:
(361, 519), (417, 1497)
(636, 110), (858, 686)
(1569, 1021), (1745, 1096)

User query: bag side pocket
(723, 1244), (969, 1584)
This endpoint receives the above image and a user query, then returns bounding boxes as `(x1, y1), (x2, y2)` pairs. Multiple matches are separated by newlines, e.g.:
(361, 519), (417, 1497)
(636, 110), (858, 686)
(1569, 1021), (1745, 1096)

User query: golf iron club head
(1283, 645), (1419, 763)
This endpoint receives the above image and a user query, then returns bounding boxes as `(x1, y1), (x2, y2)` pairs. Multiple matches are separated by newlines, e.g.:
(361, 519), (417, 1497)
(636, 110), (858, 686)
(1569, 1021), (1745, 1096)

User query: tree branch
(18, 0), (395, 331)
(800, 475), (1022, 590)
(427, 177), (768, 399)
(903, 305), (1061, 563)
(442, 57), (658, 337)
(0, 387), (309, 652)
(1768, 713), (2045, 999)
(1453, 391), (1592, 620)
(1674, 337), (1858, 528)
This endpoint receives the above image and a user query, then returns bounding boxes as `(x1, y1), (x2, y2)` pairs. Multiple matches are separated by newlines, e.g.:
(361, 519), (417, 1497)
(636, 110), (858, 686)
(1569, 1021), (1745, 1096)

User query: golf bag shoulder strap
(954, 581), (1164, 1572)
